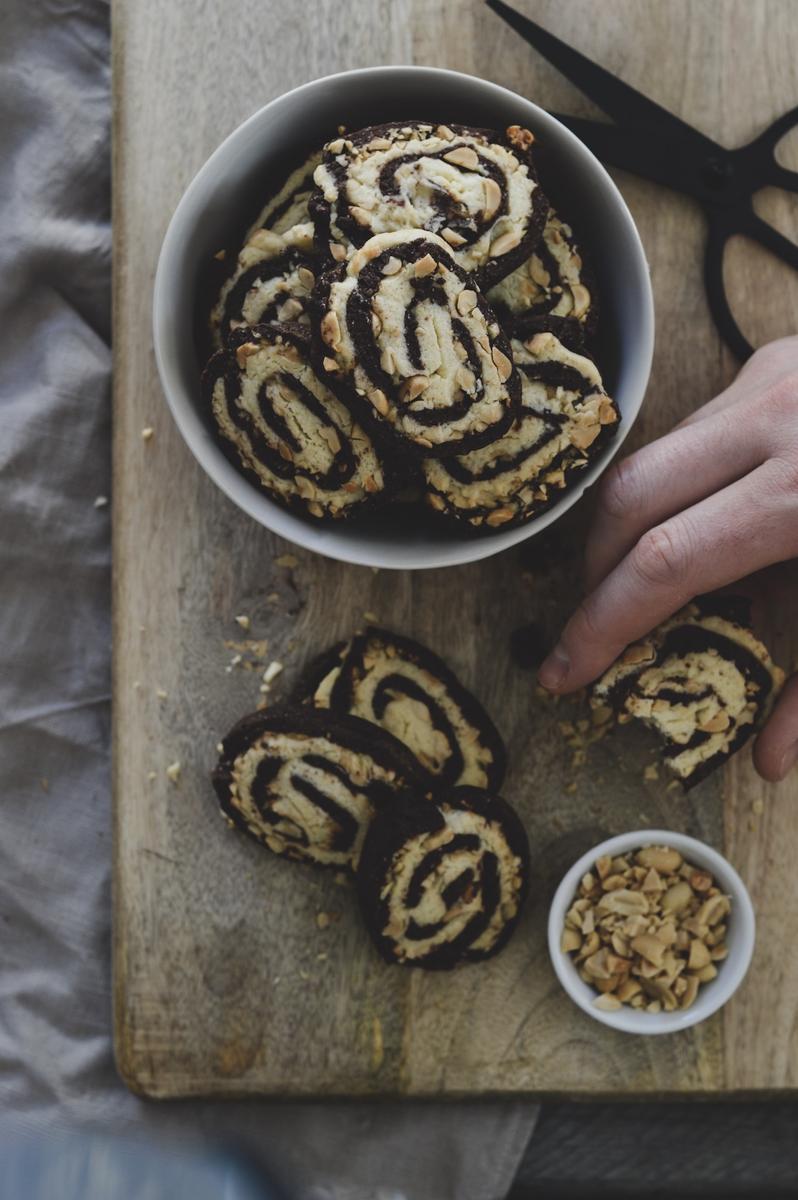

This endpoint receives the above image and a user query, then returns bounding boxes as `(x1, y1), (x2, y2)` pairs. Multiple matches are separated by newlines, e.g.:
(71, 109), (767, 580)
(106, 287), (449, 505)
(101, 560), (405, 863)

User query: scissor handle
(739, 104), (798, 192)
(704, 209), (798, 361)
(703, 223), (753, 362)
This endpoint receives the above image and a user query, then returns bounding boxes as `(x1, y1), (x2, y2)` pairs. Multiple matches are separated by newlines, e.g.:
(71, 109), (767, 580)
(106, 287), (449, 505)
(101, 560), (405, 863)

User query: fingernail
(778, 743), (798, 780)
(538, 644), (570, 691)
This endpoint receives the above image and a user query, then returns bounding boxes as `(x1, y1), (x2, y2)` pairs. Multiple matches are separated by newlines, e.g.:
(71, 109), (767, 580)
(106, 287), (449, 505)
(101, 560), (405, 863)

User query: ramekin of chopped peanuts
(547, 830), (755, 1034)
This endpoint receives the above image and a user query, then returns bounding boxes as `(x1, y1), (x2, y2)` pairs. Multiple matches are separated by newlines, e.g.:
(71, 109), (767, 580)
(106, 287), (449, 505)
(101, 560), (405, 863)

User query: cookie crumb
(141, 426), (154, 442)
(156, 688), (168, 700)
(275, 554), (298, 568)
(263, 660), (284, 684)
(165, 761), (181, 784)
(644, 763), (659, 781)
(316, 911), (331, 930)
(235, 614), (251, 631)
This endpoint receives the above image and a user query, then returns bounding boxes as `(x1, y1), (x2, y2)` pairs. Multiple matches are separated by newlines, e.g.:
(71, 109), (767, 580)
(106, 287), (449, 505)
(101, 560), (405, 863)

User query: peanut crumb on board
(752, 798), (765, 815)
(316, 911), (331, 930)
(644, 763), (660, 781)
(213, 248), (226, 261)
(263, 660), (284, 684)
(147, 771), (157, 781)
(275, 554), (298, 568)
(234, 614), (251, 631)
(165, 761), (181, 784)
(156, 688), (168, 700)
(141, 427), (154, 442)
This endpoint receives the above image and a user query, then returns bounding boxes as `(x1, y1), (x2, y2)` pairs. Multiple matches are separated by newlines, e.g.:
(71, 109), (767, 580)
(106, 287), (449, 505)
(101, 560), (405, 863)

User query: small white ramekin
(153, 66), (654, 570)
(547, 829), (755, 1035)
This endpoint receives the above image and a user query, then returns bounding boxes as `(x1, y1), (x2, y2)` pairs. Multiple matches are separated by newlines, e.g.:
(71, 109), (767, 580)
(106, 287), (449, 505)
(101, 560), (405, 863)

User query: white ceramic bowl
(547, 829), (755, 1035)
(153, 66), (654, 570)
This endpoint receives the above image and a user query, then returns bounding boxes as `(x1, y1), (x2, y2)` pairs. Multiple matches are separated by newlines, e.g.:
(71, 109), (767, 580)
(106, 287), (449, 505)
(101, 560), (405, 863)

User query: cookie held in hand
(591, 596), (785, 786)
(301, 627), (507, 790)
(213, 707), (431, 869)
(357, 786), (530, 969)
(203, 323), (388, 520)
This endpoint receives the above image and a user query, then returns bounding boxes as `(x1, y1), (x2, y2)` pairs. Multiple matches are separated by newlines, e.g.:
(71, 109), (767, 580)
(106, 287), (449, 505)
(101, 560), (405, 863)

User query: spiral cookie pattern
(211, 151), (321, 346)
(357, 787), (530, 969)
(487, 210), (595, 338)
(249, 149), (322, 236)
(423, 330), (618, 528)
(211, 227), (317, 345)
(311, 121), (548, 288)
(591, 597), (785, 786)
(203, 323), (386, 520)
(302, 627), (506, 790)
(318, 229), (520, 454)
(213, 708), (430, 869)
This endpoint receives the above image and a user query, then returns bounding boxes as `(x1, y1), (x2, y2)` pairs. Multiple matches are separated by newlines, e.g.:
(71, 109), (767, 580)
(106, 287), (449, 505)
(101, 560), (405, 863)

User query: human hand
(537, 336), (798, 781)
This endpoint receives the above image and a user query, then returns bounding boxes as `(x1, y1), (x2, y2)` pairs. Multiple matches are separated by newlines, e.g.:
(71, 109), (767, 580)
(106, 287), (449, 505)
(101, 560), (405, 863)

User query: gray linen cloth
(0, 3), (538, 1196)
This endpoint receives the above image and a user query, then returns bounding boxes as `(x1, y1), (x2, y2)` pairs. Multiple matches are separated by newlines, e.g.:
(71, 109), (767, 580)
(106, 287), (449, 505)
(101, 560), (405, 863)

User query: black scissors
(487, 0), (798, 361)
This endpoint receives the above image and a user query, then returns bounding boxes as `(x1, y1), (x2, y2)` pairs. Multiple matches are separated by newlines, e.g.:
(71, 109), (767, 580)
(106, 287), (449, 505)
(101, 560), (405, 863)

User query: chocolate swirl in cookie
(357, 786), (530, 969)
(203, 323), (386, 520)
(213, 708), (430, 869)
(210, 151), (322, 347)
(302, 627), (507, 790)
(210, 227), (317, 346)
(423, 330), (619, 528)
(317, 228), (521, 455)
(311, 121), (548, 289)
(250, 150), (322, 236)
(487, 209), (595, 340)
(591, 597), (785, 786)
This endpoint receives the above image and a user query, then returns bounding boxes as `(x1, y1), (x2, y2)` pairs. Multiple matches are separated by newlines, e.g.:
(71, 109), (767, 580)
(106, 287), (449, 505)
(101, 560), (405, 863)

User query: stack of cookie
(213, 628), (530, 969)
(203, 121), (619, 531)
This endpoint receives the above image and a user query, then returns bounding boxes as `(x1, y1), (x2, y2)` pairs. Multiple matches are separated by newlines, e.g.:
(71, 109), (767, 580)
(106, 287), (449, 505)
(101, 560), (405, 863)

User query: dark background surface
(510, 1101), (798, 1196)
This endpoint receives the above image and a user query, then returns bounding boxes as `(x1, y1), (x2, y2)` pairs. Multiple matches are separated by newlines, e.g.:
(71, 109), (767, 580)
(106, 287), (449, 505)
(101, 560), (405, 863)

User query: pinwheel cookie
(203, 323), (388, 520)
(591, 597), (785, 785)
(316, 228), (520, 455)
(213, 708), (430, 869)
(357, 786), (530, 969)
(423, 330), (618, 528)
(300, 627), (507, 790)
(311, 121), (548, 288)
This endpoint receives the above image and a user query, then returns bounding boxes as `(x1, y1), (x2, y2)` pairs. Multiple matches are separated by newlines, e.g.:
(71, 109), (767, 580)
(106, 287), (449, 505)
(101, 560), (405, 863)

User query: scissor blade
(487, 0), (718, 153)
(552, 113), (708, 197)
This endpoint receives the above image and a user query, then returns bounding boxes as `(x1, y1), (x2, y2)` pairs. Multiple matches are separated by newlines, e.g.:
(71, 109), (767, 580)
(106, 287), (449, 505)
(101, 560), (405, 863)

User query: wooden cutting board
(113, 0), (798, 1097)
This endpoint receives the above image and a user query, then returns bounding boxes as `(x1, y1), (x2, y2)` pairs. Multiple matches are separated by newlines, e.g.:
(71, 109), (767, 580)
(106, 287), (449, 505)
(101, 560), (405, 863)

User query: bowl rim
(547, 828), (755, 1035)
(153, 64), (655, 570)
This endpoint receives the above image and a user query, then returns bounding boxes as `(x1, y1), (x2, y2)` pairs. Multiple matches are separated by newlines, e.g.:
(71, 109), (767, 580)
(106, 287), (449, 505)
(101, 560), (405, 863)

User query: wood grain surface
(113, 0), (798, 1097)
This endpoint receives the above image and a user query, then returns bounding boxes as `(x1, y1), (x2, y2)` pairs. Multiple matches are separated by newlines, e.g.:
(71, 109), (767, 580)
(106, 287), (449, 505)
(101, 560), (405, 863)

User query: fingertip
(537, 644), (570, 692)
